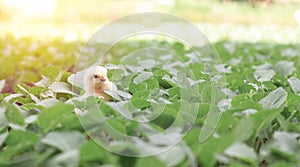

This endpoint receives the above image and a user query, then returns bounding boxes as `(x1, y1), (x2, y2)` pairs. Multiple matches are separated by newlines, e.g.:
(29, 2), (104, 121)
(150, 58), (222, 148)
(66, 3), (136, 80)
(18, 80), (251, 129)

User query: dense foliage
(0, 37), (300, 167)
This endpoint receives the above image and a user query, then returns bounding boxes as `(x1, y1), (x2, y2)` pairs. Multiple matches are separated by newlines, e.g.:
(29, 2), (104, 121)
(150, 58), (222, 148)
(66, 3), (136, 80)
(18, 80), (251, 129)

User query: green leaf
(145, 79), (159, 90)
(259, 87), (287, 109)
(28, 86), (45, 97)
(60, 71), (72, 83)
(168, 86), (180, 100)
(224, 142), (257, 163)
(199, 82), (225, 105)
(1, 130), (39, 160)
(132, 90), (150, 99)
(60, 114), (83, 131)
(215, 110), (240, 134)
(104, 90), (122, 101)
(136, 157), (165, 167)
(41, 131), (86, 151)
(49, 82), (77, 95)
(152, 67), (172, 88)
(130, 98), (151, 109)
(16, 84), (40, 103)
(45, 150), (79, 167)
(117, 90), (132, 99)
(158, 146), (186, 166)
(262, 81), (277, 91)
(98, 101), (118, 117)
(129, 79), (148, 94)
(107, 102), (132, 119)
(288, 77), (300, 94)
(254, 69), (275, 82)
(151, 112), (175, 129)
(170, 72), (191, 89)
(40, 66), (61, 83)
(270, 131), (299, 155)
(225, 74), (244, 90)
(107, 69), (125, 83)
(231, 94), (261, 110)
(272, 74), (288, 87)
(37, 103), (74, 132)
(0, 132), (8, 146)
(189, 63), (205, 80)
(287, 92), (300, 111)
(107, 119), (127, 134)
(197, 107), (282, 166)
(238, 83), (255, 94)
(35, 76), (51, 87)
(0, 105), (8, 131)
(133, 72), (153, 84)
(80, 141), (116, 164)
(72, 96), (98, 110)
(67, 73), (84, 89)
(5, 104), (25, 126)
(36, 98), (60, 108)
(1, 151), (37, 167)
(274, 61), (296, 78)
(173, 42), (187, 61)
(109, 142), (139, 156)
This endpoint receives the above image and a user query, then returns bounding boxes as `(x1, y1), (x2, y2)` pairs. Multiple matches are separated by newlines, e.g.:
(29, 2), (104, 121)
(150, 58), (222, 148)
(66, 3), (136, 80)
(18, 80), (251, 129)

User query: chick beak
(100, 76), (106, 81)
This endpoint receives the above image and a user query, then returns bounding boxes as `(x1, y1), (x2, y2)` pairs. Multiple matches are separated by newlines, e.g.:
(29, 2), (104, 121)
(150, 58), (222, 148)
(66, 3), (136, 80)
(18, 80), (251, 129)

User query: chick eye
(93, 75), (100, 78)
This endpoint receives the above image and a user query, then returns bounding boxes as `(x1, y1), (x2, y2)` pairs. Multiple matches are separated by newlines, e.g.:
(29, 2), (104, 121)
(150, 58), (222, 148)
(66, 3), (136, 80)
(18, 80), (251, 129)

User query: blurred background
(1, 0), (300, 41)
(0, 0), (299, 22)
(0, 0), (300, 92)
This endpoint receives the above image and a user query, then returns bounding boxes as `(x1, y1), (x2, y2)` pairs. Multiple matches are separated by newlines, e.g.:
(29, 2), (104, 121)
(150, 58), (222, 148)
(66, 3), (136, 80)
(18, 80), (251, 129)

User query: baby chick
(83, 66), (116, 101)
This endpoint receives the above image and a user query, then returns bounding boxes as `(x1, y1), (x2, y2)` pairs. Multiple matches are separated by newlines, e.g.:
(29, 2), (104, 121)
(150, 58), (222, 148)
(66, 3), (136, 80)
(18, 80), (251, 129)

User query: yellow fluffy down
(83, 66), (116, 101)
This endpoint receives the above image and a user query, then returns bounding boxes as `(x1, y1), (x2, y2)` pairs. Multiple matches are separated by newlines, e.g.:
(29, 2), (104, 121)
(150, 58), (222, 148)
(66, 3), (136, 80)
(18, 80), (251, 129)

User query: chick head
(85, 66), (108, 85)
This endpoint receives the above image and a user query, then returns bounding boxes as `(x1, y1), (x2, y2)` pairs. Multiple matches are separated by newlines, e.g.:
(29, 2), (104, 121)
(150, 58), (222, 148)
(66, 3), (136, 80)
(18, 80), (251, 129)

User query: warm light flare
(4, 0), (56, 17)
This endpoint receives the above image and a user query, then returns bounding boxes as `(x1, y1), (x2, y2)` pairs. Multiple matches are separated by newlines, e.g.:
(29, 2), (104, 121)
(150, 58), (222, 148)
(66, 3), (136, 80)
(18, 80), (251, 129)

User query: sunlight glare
(4, 0), (56, 17)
